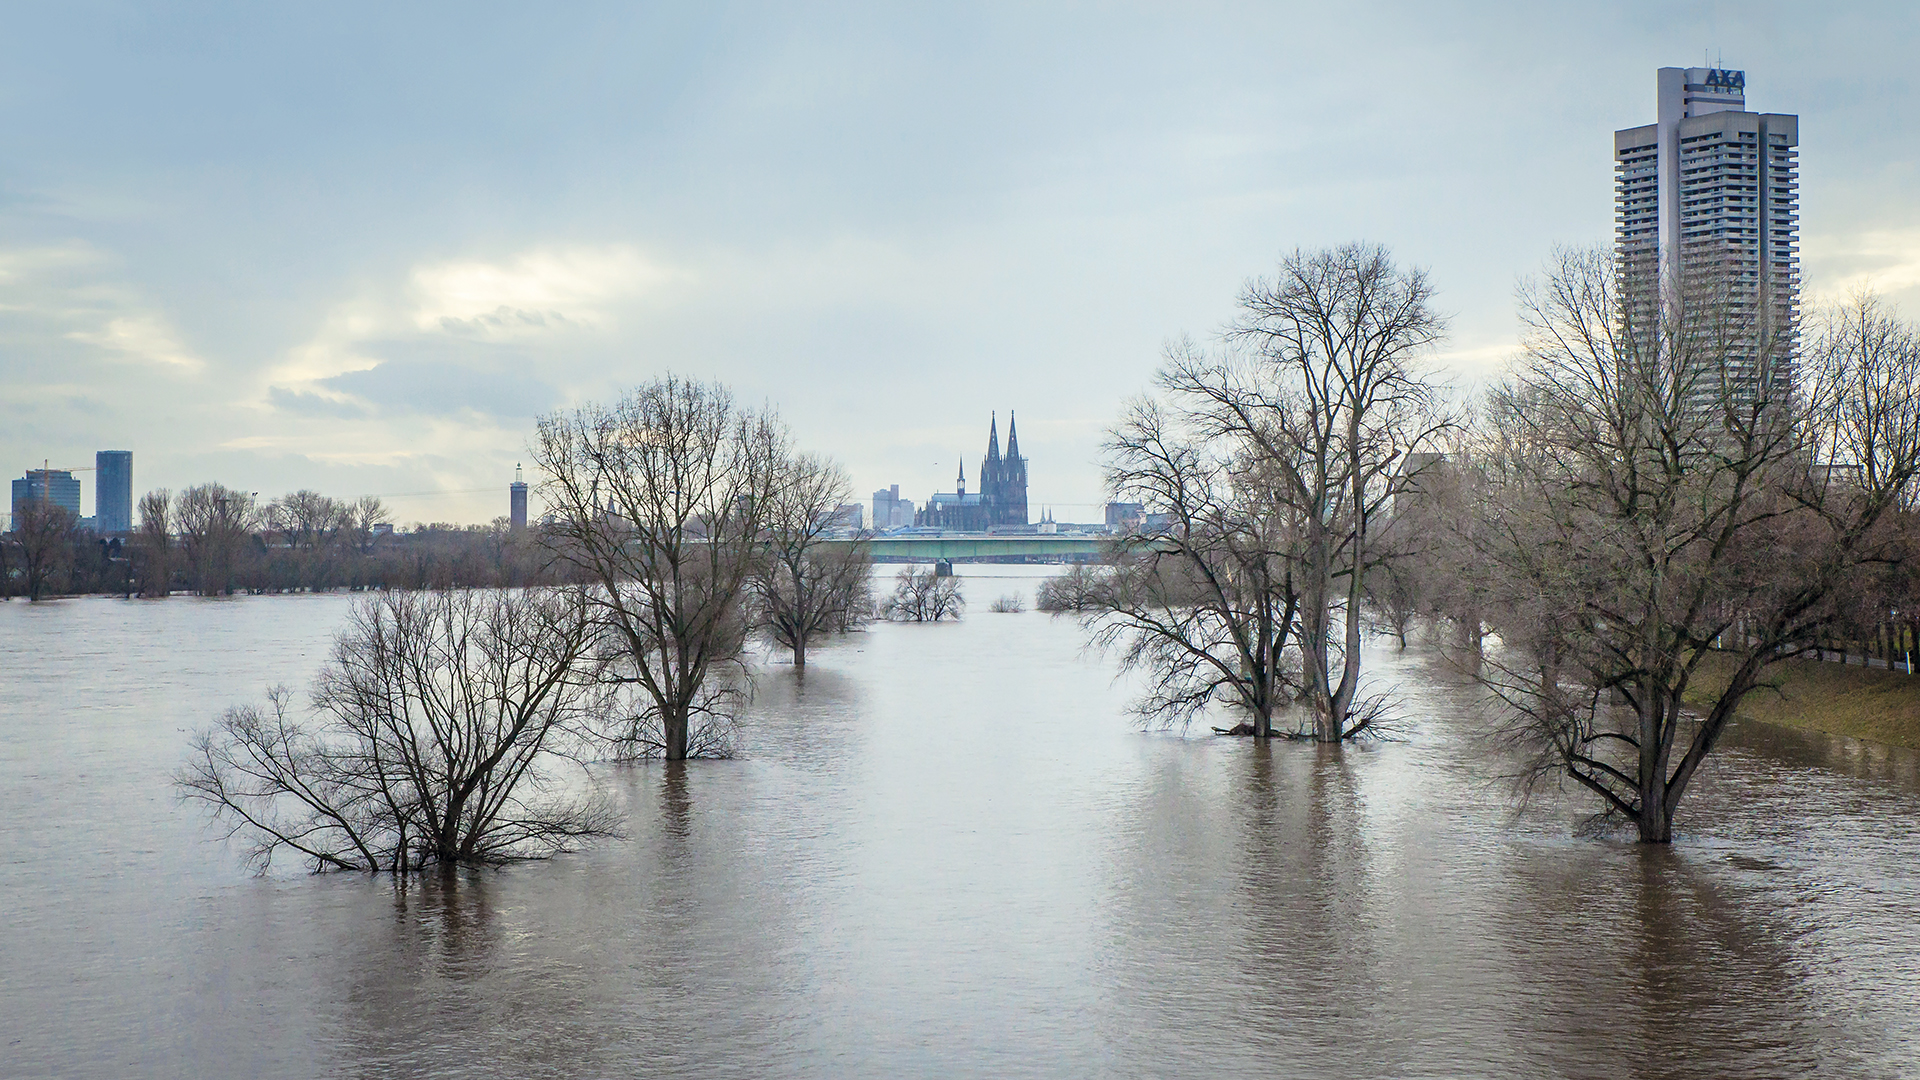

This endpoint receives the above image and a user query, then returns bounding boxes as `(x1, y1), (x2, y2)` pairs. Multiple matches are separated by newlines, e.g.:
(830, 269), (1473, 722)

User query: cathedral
(917, 413), (1030, 531)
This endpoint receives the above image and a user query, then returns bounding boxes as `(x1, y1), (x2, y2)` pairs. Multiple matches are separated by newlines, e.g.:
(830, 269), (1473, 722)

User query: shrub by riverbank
(1691, 652), (1920, 751)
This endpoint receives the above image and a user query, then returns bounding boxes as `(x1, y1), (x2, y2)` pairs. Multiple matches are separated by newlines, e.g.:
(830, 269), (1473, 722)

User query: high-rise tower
(11, 469), (82, 523)
(96, 450), (132, 533)
(1615, 67), (1800, 398)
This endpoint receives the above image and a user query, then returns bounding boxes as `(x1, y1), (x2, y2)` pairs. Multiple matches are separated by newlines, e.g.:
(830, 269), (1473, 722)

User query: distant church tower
(914, 412), (1032, 530)
(977, 412), (1029, 528)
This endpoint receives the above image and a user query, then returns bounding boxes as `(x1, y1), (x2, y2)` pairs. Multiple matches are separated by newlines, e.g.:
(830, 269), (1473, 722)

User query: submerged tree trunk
(664, 708), (689, 762)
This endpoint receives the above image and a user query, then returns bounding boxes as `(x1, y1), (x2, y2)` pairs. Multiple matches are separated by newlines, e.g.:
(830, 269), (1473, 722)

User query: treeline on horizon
(0, 487), (559, 600)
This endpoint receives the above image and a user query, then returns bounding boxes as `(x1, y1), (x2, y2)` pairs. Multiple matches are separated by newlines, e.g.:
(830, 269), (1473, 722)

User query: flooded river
(3, 567), (1918, 1078)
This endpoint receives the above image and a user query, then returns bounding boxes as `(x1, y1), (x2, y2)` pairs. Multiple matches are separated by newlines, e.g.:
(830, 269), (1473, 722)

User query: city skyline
(5, 5), (1919, 525)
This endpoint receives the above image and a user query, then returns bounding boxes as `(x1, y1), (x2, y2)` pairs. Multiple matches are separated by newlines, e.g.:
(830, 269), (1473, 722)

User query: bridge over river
(830, 533), (1112, 563)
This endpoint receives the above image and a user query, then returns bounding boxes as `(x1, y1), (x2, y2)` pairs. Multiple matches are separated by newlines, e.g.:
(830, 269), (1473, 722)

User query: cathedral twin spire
(985, 412), (1020, 464)
(923, 412), (1030, 530)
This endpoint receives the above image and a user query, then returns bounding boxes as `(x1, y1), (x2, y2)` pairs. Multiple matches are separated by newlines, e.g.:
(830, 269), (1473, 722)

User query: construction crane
(33, 458), (95, 476)
(19, 458), (94, 503)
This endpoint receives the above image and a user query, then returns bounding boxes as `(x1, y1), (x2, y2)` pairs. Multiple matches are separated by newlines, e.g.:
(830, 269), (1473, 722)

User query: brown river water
(3, 566), (1918, 1078)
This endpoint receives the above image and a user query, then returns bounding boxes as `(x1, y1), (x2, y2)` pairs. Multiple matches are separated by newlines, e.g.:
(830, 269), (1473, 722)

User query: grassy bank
(1689, 652), (1920, 750)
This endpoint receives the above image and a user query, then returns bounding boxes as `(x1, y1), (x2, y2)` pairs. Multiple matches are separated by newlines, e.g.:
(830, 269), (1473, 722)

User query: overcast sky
(4, 2), (1917, 526)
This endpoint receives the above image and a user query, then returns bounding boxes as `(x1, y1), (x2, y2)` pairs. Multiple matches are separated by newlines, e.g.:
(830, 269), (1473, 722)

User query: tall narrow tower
(1615, 66), (1800, 398)
(510, 464), (528, 530)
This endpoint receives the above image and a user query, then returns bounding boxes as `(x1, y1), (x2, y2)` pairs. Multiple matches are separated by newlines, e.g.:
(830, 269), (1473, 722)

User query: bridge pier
(934, 559), (954, 577)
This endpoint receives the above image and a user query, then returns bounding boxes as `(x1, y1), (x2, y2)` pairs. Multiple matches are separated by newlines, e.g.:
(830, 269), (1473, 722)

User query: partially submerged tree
(13, 498), (78, 601)
(178, 588), (619, 872)
(133, 490), (173, 598)
(1093, 389), (1301, 737)
(535, 376), (785, 760)
(263, 489), (357, 591)
(1083, 244), (1447, 740)
(1361, 549), (1422, 650)
(176, 484), (258, 596)
(750, 453), (872, 668)
(1230, 243), (1450, 740)
(881, 566), (964, 622)
(1478, 250), (1920, 842)
(1035, 564), (1105, 613)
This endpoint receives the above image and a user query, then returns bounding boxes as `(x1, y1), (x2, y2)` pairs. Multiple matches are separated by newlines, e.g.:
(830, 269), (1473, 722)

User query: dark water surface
(4, 568), (1919, 1078)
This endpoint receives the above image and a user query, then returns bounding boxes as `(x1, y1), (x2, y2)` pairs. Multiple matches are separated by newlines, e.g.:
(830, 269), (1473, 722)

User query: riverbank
(1692, 652), (1920, 750)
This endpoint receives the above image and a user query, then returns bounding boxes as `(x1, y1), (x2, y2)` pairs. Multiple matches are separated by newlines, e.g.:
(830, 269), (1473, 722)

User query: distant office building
(95, 450), (133, 533)
(11, 469), (83, 523)
(871, 485), (916, 531)
(827, 503), (863, 531)
(1392, 452), (1446, 517)
(918, 413), (1030, 531)
(1615, 66), (1799, 398)
(510, 464), (529, 530)
(1104, 502), (1144, 532)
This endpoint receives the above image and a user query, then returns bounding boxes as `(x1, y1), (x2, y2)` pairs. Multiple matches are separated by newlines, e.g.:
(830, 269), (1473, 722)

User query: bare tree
(1035, 564), (1106, 613)
(880, 567), (964, 622)
(133, 489), (173, 597)
(1361, 550), (1422, 650)
(178, 588), (619, 872)
(1230, 243), (1450, 741)
(1091, 388), (1300, 737)
(349, 495), (390, 555)
(1078, 246), (1445, 741)
(264, 490), (356, 591)
(534, 376), (785, 761)
(176, 484), (258, 596)
(13, 499), (78, 601)
(750, 453), (872, 668)
(1478, 250), (1920, 843)
(1366, 443), (1481, 650)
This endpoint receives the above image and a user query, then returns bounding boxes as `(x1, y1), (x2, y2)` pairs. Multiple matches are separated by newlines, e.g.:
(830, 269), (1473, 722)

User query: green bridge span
(828, 534), (1111, 562)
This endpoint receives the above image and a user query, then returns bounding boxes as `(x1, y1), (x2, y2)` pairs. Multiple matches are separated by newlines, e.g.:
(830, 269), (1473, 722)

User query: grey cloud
(437, 306), (573, 337)
(317, 340), (560, 419)
(267, 387), (370, 420)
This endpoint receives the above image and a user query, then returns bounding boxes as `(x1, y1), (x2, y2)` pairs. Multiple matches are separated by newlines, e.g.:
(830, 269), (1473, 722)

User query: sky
(4, 2), (1918, 527)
